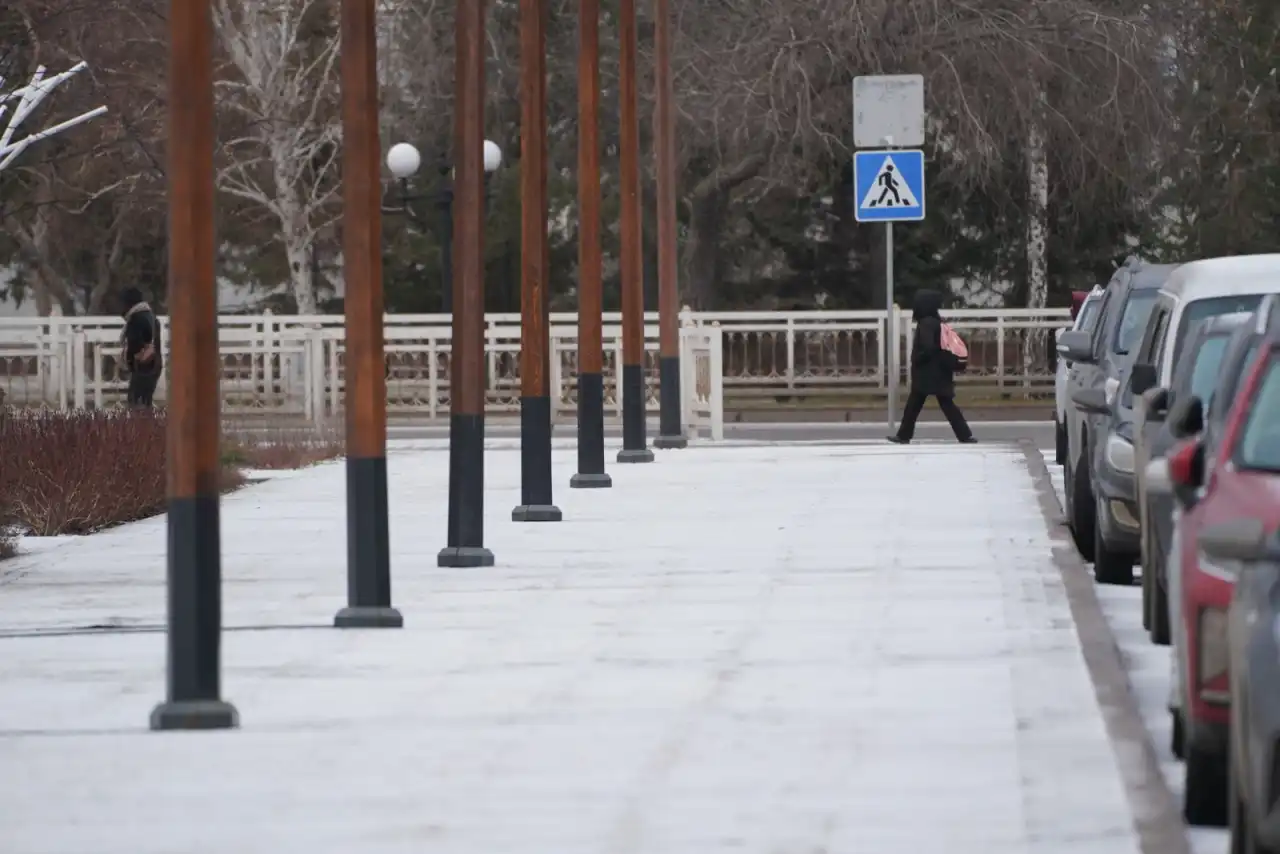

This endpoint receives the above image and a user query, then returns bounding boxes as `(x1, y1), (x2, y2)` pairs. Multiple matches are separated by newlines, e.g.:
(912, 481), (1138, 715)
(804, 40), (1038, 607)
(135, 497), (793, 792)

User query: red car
(1164, 338), (1280, 825)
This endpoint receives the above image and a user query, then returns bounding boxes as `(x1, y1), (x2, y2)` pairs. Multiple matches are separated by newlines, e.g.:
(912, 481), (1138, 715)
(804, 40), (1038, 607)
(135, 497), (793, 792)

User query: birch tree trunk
(1024, 99), (1050, 385)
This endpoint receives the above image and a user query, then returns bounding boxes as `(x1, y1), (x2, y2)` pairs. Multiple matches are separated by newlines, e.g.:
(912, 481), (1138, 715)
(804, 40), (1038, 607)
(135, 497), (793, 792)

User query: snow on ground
(0, 442), (1151, 853)
(1043, 451), (1227, 854)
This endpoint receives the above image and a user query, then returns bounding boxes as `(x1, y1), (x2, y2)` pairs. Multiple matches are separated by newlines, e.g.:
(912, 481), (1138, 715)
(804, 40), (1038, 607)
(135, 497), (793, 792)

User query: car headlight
(1105, 432), (1135, 473)
(1105, 377), (1120, 407)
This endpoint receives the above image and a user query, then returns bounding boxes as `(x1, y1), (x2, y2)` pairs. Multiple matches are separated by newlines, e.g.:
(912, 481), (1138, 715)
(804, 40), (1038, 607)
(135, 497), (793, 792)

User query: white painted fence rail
(0, 307), (1069, 433)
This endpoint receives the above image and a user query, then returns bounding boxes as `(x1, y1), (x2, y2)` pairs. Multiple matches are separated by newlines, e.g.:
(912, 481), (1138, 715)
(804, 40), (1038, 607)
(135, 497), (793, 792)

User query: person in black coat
(887, 289), (976, 444)
(117, 287), (164, 408)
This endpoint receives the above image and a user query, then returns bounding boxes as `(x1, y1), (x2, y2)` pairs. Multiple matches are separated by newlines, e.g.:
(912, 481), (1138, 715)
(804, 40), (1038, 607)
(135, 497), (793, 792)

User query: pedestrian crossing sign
(854, 149), (925, 222)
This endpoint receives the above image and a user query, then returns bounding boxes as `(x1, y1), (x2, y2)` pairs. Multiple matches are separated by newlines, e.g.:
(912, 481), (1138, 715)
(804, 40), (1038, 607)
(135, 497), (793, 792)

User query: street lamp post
(512, 0), (560, 523)
(616, 0), (653, 464)
(430, 26), (503, 567)
(386, 141), (501, 314)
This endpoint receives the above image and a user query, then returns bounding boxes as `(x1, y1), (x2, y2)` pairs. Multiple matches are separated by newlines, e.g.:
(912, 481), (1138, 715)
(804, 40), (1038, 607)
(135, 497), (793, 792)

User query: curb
(1019, 441), (1192, 854)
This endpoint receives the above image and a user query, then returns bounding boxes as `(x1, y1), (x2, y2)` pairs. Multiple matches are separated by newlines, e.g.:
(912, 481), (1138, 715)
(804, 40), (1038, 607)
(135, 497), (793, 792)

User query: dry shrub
(0, 409), (245, 537)
(0, 409), (168, 535)
(221, 420), (345, 470)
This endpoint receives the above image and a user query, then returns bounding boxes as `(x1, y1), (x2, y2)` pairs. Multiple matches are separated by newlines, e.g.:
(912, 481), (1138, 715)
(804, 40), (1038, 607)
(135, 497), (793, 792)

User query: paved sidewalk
(2, 443), (1146, 853)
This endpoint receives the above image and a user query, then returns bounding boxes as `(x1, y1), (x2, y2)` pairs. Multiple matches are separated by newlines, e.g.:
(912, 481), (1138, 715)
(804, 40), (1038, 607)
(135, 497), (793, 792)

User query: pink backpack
(940, 323), (968, 372)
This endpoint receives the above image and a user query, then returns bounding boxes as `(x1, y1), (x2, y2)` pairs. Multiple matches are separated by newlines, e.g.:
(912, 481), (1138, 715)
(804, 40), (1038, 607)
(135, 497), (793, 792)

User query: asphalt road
(384, 418), (1055, 447)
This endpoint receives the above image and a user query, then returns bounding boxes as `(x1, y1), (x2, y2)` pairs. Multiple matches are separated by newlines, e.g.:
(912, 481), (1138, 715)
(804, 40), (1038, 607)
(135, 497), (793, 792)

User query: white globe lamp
(483, 139), (502, 173)
(386, 143), (421, 180)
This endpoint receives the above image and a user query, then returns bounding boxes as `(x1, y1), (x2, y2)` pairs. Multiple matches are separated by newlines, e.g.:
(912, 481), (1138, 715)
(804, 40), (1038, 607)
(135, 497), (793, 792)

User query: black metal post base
(157, 494), (233, 730)
(655, 354), (687, 448)
(441, 412), (492, 565)
(437, 546), (496, 567)
(617, 447), (655, 463)
(514, 394), (560, 522)
(334, 606), (404, 628)
(337, 456), (400, 628)
(573, 371), (610, 487)
(512, 504), (563, 522)
(150, 699), (239, 732)
(619, 362), (652, 463)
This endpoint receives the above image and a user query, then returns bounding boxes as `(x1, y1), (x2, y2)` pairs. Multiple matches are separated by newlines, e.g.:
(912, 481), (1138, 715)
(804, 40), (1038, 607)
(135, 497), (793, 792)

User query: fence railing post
(997, 316), (1007, 395)
(72, 330), (86, 409)
(709, 324), (724, 441)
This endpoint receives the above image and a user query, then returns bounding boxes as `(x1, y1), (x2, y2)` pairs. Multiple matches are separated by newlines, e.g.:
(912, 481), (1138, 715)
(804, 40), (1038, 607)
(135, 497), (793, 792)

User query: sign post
(853, 75), (924, 432)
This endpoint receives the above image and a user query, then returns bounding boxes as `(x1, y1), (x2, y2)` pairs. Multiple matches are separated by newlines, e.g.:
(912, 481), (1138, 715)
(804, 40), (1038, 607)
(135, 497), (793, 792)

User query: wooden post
(334, 0), (402, 627)
(652, 0), (686, 449)
(151, 0), (238, 731)
(616, 0), (653, 464)
(438, 0), (495, 566)
(570, 0), (612, 488)
(513, 0), (561, 521)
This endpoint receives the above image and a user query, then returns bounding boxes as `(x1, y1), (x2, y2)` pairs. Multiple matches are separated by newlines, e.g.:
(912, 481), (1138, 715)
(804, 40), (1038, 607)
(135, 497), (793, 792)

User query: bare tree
(213, 0), (342, 314)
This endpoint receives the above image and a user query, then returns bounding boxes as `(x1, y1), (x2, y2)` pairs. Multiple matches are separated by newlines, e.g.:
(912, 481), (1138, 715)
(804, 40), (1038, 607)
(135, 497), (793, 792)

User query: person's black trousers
(896, 389), (973, 441)
(128, 372), (160, 408)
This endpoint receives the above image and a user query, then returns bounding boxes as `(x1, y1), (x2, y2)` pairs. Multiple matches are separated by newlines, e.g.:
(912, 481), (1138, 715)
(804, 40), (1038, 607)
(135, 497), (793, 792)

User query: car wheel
(1093, 498), (1134, 585)
(1070, 454), (1097, 562)
(1151, 564), (1171, 646)
(1171, 708), (1185, 759)
(1055, 417), (1067, 466)
(1184, 744), (1229, 826)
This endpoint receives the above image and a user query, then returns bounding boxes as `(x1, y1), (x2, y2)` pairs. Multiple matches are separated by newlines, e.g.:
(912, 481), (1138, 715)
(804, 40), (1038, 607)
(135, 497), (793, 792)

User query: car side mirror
(1142, 387), (1170, 421)
(1198, 518), (1272, 563)
(1169, 395), (1205, 439)
(1056, 330), (1095, 365)
(1129, 363), (1157, 396)
(1071, 387), (1110, 415)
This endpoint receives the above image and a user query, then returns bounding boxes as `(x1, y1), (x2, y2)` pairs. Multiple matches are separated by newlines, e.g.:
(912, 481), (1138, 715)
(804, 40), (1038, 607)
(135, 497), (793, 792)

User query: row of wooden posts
(152, 0), (686, 731)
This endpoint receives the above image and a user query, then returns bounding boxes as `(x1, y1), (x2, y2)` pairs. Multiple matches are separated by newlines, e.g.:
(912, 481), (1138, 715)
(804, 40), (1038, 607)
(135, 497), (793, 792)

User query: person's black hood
(912, 289), (943, 321)
(119, 287), (145, 316)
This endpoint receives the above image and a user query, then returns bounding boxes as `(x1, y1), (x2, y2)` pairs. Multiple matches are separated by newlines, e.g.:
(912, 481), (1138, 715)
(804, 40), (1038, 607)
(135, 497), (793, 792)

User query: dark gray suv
(1057, 257), (1178, 583)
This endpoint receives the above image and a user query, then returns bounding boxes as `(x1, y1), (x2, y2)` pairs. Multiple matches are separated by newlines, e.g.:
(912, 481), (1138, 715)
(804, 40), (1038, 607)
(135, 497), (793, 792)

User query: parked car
(1058, 256), (1175, 577)
(1132, 311), (1254, 645)
(1199, 517), (1280, 854)
(1055, 287), (1104, 464)
(1159, 329), (1280, 826)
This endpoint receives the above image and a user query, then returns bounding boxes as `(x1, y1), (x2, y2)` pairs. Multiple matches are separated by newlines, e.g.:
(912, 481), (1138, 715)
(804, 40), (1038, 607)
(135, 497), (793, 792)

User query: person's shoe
(887, 435), (909, 444)
(959, 436), (978, 444)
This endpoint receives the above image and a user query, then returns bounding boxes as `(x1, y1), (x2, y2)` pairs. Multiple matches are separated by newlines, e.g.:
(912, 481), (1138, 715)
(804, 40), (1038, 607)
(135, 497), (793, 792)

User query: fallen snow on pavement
(1044, 452), (1227, 854)
(1, 445), (1140, 853)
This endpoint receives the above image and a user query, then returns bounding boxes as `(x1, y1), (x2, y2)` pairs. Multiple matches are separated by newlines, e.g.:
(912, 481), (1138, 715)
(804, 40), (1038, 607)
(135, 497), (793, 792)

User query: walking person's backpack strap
(940, 322), (968, 372)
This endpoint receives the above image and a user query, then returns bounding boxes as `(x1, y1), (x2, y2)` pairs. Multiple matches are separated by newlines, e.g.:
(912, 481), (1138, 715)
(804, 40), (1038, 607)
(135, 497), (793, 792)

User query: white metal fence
(0, 307), (1069, 433)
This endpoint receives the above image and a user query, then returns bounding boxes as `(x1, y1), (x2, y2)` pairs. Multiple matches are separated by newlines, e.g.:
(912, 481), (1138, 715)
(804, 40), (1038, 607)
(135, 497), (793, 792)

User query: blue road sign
(854, 149), (925, 222)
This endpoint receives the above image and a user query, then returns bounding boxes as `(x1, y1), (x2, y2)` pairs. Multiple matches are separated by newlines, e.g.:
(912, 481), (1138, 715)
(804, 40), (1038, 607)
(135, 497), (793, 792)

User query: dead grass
(221, 420), (345, 470)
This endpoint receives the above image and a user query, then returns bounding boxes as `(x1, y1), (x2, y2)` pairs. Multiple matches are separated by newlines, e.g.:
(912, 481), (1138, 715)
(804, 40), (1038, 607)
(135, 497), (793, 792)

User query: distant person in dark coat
(887, 289), (976, 444)
(118, 287), (163, 408)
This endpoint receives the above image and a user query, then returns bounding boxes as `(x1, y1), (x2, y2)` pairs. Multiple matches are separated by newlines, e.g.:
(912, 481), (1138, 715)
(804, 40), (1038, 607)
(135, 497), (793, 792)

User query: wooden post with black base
(615, 0), (654, 465)
(438, 0), (496, 566)
(570, 0), (611, 489)
(150, 0), (238, 732)
(513, 0), (562, 522)
(651, 0), (686, 450)
(333, 0), (403, 629)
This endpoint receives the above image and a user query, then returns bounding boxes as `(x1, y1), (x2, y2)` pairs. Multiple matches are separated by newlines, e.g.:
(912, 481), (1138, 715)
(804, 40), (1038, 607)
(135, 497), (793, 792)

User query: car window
(1236, 354), (1280, 471)
(1208, 335), (1264, 442)
(1077, 299), (1101, 332)
(1187, 334), (1231, 405)
(1173, 294), (1264, 365)
(1114, 289), (1159, 354)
